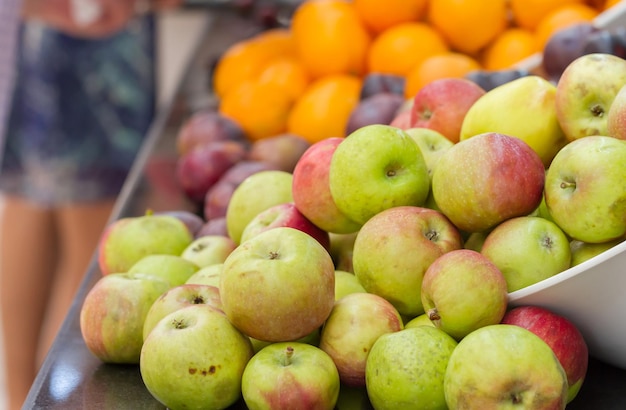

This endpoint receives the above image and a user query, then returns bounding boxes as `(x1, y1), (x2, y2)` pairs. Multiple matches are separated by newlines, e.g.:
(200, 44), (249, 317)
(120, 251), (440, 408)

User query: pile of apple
(79, 51), (626, 409)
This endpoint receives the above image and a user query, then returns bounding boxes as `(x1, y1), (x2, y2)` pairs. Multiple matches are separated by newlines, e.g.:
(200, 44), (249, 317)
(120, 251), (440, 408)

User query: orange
(367, 22), (449, 76)
(510, 0), (586, 31)
(257, 56), (311, 101)
(428, 0), (508, 55)
(482, 28), (539, 70)
(287, 74), (362, 143)
(212, 28), (295, 98)
(603, 0), (623, 9)
(353, 0), (429, 34)
(291, 0), (371, 79)
(404, 52), (482, 98)
(219, 80), (294, 141)
(534, 4), (599, 49)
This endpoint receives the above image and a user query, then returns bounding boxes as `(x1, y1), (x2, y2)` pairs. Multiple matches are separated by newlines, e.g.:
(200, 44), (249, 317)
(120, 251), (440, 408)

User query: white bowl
(508, 239), (626, 369)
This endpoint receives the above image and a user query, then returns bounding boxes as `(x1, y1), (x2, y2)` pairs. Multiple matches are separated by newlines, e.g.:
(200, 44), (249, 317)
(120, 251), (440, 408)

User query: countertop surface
(22, 5), (626, 409)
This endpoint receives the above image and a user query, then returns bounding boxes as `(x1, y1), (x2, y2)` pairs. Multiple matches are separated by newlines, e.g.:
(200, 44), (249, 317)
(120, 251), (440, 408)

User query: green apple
(570, 237), (625, 267)
(226, 170), (294, 244)
(142, 283), (223, 341)
(180, 235), (236, 268)
(319, 292), (403, 387)
(432, 132), (546, 233)
(127, 254), (200, 287)
(220, 227), (335, 342)
(365, 326), (458, 410)
(404, 313), (435, 329)
(353, 206), (462, 317)
(184, 263), (223, 288)
(421, 249), (508, 340)
(556, 53), (626, 142)
(98, 213), (194, 275)
(241, 342), (340, 410)
(334, 270), (366, 301)
(460, 75), (568, 167)
(444, 324), (568, 408)
(140, 304), (254, 409)
(80, 272), (171, 364)
(544, 136), (626, 243)
(480, 216), (572, 292)
(404, 127), (454, 180)
(329, 124), (430, 226)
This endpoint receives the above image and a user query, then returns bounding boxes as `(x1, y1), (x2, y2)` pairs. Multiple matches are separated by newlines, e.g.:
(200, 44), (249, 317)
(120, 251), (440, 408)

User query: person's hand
(22, 0), (137, 38)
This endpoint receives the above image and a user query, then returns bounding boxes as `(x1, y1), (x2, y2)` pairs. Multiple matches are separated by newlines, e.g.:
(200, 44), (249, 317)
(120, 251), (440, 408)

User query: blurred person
(0, 1), (181, 408)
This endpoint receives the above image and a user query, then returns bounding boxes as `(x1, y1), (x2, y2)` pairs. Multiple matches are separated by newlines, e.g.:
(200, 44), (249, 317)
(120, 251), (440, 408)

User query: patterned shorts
(0, 16), (156, 207)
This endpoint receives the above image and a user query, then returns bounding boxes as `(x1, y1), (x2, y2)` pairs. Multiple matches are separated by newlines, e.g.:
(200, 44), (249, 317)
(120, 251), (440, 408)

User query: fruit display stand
(22, 4), (626, 410)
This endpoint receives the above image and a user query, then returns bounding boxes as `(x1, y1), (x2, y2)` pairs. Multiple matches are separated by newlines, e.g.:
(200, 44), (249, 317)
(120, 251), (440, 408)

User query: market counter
(23, 6), (626, 410)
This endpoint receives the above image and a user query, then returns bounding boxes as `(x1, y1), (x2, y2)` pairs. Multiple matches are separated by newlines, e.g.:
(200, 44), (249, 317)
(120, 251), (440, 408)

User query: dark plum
(346, 92), (406, 135)
(176, 110), (248, 156)
(542, 23), (600, 83)
(359, 73), (406, 100)
(464, 68), (531, 92)
(176, 140), (248, 204)
(247, 133), (311, 172)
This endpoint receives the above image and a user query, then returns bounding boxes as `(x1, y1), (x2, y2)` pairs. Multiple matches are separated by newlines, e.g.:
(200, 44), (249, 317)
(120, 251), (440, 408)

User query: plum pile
(174, 110), (311, 236)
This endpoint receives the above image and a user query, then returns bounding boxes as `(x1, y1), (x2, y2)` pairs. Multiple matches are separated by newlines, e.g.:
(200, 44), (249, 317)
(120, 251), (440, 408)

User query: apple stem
(560, 181), (576, 190)
(427, 308), (441, 322)
(282, 346), (294, 366)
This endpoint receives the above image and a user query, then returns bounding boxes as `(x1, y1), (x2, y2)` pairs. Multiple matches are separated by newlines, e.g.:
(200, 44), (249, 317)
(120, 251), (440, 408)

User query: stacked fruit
(79, 48), (626, 409)
(208, 0), (618, 147)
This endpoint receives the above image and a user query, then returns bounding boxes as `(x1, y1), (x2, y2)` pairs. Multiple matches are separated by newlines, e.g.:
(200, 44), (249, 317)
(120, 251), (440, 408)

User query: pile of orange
(216, 0), (617, 144)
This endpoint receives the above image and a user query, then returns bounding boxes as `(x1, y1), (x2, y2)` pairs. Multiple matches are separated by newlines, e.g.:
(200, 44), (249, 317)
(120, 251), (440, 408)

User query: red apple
(292, 138), (361, 234)
(409, 78), (486, 143)
(345, 92), (406, 135)
(176, 110), (248, 155)
(240, 202), (330, 250)
(501, 305), (589, 403)
(176, 140), (248, 204)
(352, 206), (463, 317)
(431, 132), (545, 233)
(80, 272), (171, 364)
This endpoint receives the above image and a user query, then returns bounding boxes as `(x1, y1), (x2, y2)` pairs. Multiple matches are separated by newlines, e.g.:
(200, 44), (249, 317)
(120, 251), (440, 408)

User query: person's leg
(0, 195), (57, 410)
(36, 199), (116, 366)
